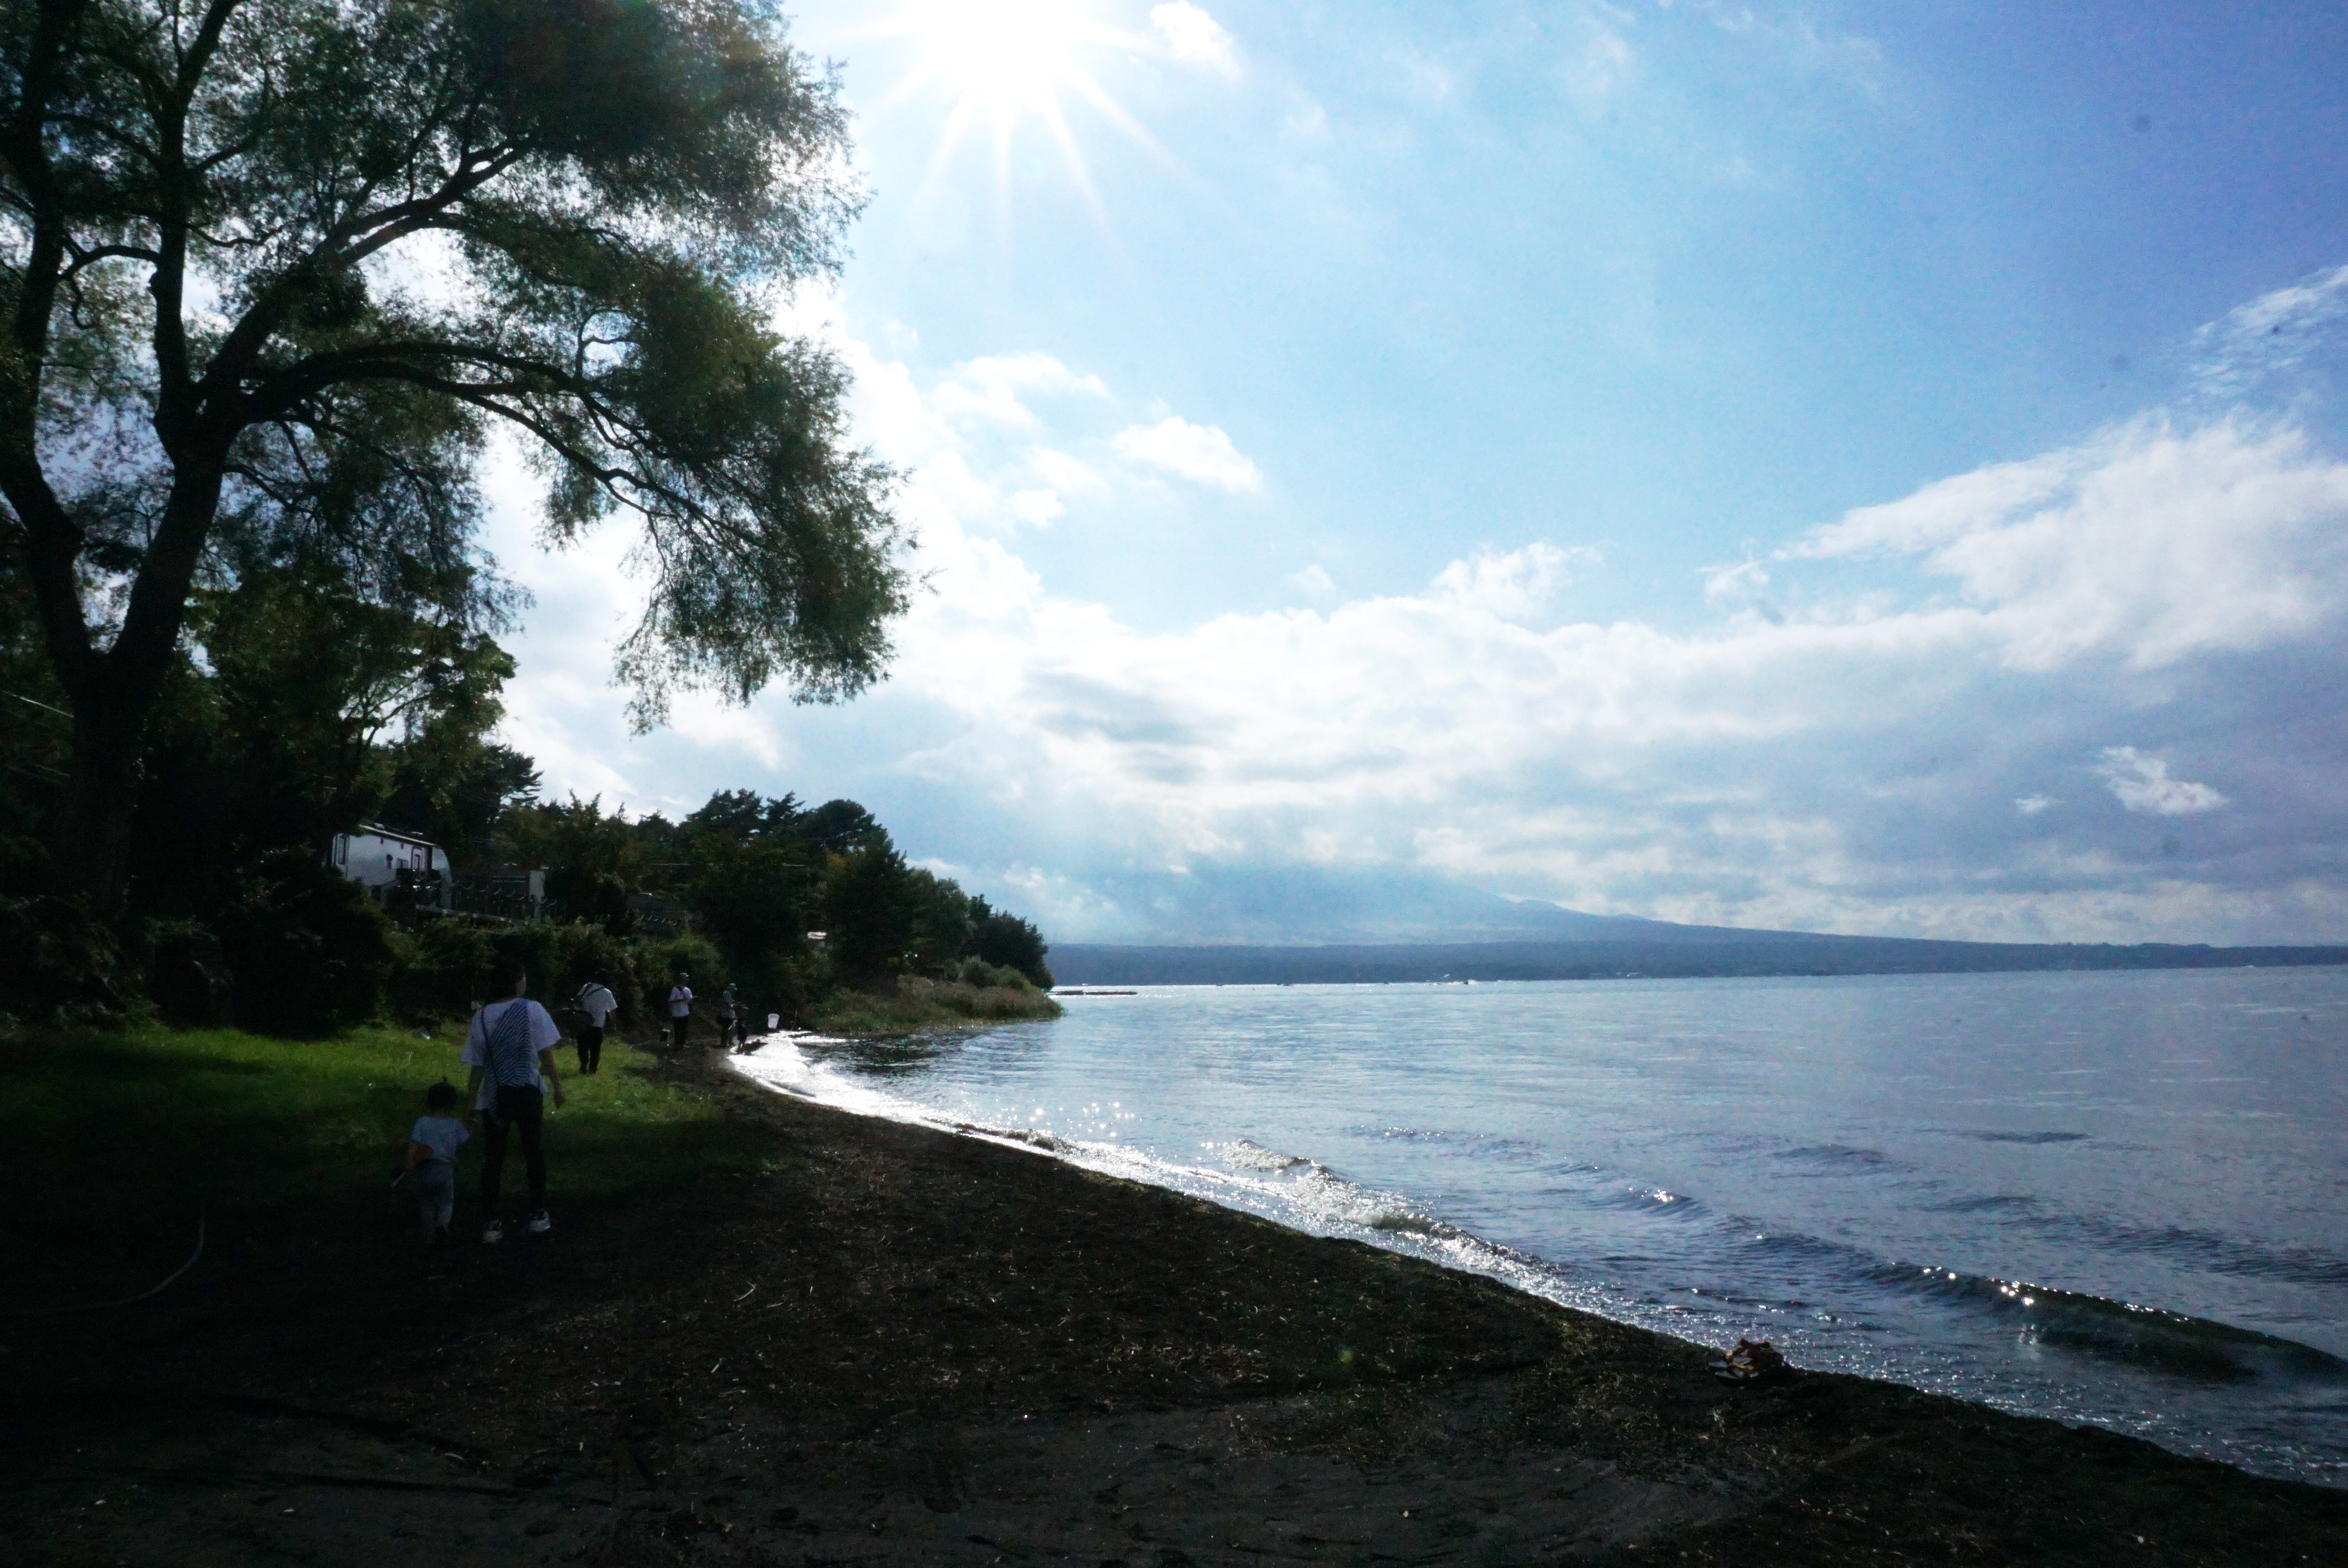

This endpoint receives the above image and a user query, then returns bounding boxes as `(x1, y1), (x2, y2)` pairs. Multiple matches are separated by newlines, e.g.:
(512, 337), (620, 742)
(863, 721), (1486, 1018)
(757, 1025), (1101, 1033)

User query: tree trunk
(59, 670), (152, 916)
(40, 465), (226, 916)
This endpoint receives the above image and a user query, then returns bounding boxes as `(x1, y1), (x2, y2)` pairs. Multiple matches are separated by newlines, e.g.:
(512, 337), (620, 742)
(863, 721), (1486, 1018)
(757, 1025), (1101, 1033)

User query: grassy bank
(10, 1019), (767, 1229)
(807, 974), (1062, 1035)
(6, 1021), (2347, 1567)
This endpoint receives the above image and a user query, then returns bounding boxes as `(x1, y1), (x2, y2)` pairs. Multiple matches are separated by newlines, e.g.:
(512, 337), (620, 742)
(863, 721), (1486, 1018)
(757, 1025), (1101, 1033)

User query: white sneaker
(526, 1210), (553, 1235)
(481, 1219), (504, 1244)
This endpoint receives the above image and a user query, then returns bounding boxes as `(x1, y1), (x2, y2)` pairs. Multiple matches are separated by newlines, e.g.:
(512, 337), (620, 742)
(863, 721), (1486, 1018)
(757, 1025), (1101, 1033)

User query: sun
(895, 0), (1104, 120)
(876, 0), (1161, 219)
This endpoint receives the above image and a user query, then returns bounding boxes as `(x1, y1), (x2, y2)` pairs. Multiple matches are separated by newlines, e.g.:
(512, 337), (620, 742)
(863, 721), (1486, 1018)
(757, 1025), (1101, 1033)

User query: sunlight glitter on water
(729, 967), (2348, 1485)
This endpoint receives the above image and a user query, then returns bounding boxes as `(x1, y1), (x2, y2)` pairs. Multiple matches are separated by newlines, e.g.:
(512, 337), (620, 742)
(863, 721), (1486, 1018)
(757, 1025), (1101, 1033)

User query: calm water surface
(734, 967), (2348, 1483)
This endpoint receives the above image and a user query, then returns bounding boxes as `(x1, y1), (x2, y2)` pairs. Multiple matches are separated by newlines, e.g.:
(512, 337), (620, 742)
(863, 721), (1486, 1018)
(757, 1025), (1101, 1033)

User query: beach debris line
(1711, 1337), (1789, 1384)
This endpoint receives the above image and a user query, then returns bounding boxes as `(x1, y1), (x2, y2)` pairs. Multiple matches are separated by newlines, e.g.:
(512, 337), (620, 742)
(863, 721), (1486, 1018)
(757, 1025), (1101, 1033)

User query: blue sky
(482, 1), (2348, 945)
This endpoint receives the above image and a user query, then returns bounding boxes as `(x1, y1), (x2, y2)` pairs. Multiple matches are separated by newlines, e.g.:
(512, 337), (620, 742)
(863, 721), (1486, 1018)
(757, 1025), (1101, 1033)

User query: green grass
(809, 977), (1063, 1035)
(4, 1019), (770, 1226)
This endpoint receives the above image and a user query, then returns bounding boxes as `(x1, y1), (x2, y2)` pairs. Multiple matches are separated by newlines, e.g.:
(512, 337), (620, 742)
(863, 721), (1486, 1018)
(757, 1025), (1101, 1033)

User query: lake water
(732, 967), (2348, 1484)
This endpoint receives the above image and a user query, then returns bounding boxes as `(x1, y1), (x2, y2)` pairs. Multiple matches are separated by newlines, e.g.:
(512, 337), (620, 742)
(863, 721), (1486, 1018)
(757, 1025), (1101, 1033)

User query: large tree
(0, 0), (907, 909)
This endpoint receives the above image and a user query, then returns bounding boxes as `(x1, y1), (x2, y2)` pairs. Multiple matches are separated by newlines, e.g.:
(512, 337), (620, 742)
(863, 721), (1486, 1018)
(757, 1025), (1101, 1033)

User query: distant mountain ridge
(1051, 917), (2348, 986)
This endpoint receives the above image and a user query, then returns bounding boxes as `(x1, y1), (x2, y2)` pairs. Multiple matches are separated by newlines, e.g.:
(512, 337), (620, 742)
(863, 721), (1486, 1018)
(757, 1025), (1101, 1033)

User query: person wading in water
(462, 957), (568, 1242)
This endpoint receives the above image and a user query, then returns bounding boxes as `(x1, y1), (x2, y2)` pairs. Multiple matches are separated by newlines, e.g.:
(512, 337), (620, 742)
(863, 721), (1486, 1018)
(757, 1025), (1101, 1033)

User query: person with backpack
(461, 956), (568, 1243)
(572, 973), (619, 1075)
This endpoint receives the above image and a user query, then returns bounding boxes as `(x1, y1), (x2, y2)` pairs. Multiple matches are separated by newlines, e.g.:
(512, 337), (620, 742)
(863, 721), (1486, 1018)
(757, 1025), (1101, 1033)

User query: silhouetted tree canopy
(1, 0), (907, 906)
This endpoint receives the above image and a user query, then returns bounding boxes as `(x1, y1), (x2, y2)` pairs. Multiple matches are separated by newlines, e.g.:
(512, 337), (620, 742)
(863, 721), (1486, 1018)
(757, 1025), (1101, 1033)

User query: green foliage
(972, 901), (1055, 989)
(502, 796), (653, 932)
(637, 930), (725, 989)
(219, 850), (396, 1037)
(117, 563), (517, 919)
(0, 895), (123, 1026)
(375, 740), (540, 869)
(3, 0), (908, 902)
(808, 976), (1061, 1035)
(822, 839), (917, 983)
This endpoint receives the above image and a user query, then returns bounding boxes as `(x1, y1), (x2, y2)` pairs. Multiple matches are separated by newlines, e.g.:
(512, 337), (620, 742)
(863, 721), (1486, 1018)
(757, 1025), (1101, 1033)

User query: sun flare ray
(871, 0), (1169, 235)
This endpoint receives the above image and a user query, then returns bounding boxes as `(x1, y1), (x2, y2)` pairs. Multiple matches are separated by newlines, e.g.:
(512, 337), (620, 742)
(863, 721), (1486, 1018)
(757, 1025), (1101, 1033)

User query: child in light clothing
(402, 1081), (469, 1245)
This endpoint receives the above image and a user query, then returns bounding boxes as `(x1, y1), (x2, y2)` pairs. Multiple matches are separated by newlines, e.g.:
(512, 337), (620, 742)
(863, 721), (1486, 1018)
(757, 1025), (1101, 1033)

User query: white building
(329, 824), (448, 906)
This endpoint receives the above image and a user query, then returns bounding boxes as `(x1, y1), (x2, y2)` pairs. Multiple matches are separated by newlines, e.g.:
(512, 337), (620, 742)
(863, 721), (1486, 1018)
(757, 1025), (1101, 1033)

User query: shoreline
(6, 1036), (2347, 1564)
(738, 1024), (2348, 1490)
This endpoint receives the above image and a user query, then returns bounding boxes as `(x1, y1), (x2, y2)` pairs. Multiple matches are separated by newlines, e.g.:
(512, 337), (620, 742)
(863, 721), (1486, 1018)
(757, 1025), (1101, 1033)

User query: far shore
(4, 1022), (2344, 1566)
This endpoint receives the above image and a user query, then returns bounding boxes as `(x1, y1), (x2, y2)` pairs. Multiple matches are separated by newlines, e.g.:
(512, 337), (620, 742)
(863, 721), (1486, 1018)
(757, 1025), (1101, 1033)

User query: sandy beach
(6, 1045), (2346, 1566)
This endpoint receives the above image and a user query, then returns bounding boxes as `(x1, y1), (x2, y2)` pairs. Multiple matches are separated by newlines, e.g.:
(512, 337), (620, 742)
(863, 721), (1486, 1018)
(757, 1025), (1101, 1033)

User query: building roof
(346, 823), (442, 850)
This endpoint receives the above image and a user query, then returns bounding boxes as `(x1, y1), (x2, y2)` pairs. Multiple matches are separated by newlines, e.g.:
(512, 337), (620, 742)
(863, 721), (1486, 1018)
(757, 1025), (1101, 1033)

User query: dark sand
(6, 1050), (2345, 1566)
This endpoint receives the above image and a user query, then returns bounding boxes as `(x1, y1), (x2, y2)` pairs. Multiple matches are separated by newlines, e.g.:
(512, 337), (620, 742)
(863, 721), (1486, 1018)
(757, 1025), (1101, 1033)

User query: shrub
(0, 895), (123, 1028)
(219, 849), (394, 1037)
(144, 918), (231, 1028)
(553, 922), (638, 1017)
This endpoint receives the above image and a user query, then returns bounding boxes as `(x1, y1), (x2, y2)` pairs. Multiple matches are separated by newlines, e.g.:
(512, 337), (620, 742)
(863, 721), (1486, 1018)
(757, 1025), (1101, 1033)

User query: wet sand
(5, 1050), (2345, 1566)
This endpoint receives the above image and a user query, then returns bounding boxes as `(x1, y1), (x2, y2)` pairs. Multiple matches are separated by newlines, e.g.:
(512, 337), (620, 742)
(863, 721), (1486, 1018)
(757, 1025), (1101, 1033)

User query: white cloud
(1150, 2), (1240, 78)
(1566, 28), (1636, 99)
(1288, 563), (1337, 599)
(1791, 420), (2348, 671)
(1006, 488), (1065, 529)
(930, 353), (1110, 431)
(2192, 261), (2348, 404)
(1110, 416), (1265, 492)
(1702, 558), (1769, 602)
(2095, 748), (2227, 817)
(483, 294), (2348, 947)
(1025, 446), (1108, 498)
(1429, 543), (1597, 620)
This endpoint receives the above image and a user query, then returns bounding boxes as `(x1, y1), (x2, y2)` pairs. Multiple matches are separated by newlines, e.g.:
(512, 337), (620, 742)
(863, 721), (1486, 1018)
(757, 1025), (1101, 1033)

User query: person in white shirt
(573, 975), (619, 1075)
(666, 972), (694, 1052)
(461, 957), (567, 1243)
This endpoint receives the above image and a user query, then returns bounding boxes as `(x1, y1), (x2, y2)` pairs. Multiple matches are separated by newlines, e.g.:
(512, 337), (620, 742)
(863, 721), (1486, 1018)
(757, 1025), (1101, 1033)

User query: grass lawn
(7, 1019), (774, 1231)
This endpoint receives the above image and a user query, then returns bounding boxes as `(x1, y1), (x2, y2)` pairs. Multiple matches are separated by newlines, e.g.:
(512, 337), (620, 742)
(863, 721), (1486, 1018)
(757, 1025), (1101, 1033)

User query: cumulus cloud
(1430, 543), (1597, 620)
(1288, 563), (1338, 599)
(1150, 3), (1240, 78)
(1702, 558), (1769, 602)
(1791, 419), (2348, 670)
(484, 284), (2348, 947)
(2095, 748), (2227, 817)
(928, 353), (1110, 432)
(1110, 416), (1265, 492)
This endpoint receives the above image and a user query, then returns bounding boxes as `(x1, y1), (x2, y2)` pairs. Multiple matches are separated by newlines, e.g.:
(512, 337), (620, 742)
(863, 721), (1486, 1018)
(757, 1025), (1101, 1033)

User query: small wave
(1924, 1193), (2042, 1215)
(1774, 1143), (1901, 1171)
(1875, 1263), (2348, 1385)
(1955, 1131), (2091, 1145)
(1219, 1137), (1310, 1172)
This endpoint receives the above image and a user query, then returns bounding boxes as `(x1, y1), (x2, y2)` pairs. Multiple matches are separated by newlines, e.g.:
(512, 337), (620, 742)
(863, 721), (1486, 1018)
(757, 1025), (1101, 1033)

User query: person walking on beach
(666, 972), (694, 1051)
(573, 974), (618, 1075)
(462, 957), (567, 1242)
(713, 981), (740, 1052)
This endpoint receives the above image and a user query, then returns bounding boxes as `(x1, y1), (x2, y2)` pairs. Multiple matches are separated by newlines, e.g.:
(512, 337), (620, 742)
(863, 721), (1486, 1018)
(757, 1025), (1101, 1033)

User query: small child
(401, 1081), (469, 1246)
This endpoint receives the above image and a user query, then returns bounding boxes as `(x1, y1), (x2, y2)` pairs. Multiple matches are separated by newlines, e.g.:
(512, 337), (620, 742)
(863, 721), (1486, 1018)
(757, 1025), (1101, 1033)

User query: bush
(0, 895), (123, 1028)
(219, 850), (394, 1037)
(553, 921), (638, 1017)
(143, 918), (231, 1028)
